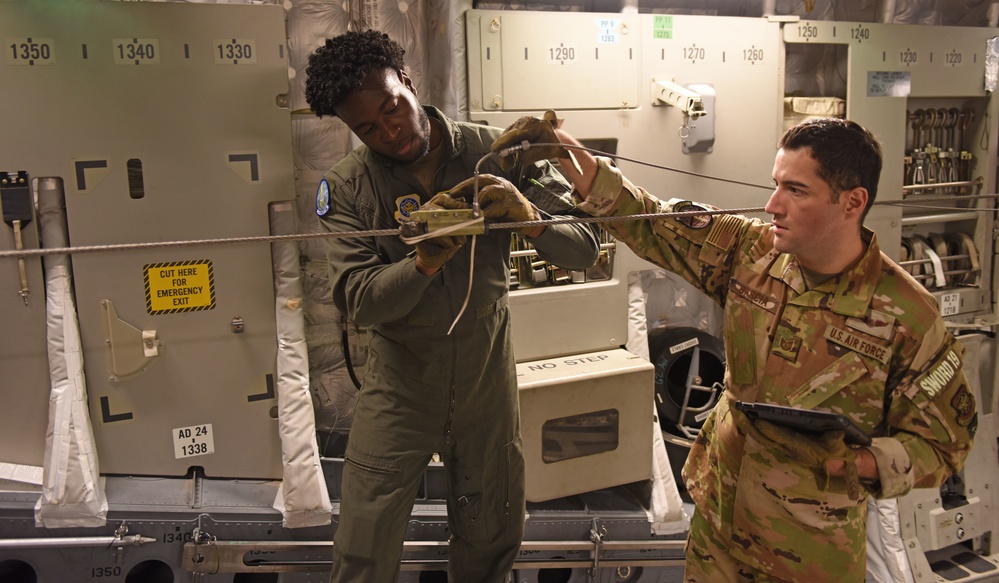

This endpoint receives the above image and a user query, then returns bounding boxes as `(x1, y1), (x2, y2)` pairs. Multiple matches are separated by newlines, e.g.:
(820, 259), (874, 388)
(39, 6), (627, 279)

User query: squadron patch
(315, 179), (331, 217)
(951, 385), (976, 429)
(394, 194), (421, 224)
(673, 202), (713, 229)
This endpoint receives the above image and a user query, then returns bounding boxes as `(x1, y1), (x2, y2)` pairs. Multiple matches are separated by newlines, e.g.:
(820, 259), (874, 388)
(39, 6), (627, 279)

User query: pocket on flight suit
(450, 460), (488, 543)
(724, 295), (772, 386)
(449, 439), (523, 544)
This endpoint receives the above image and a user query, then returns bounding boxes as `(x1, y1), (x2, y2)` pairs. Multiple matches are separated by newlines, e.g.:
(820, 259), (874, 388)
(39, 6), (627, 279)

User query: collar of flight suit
(769, 228), (881, 318)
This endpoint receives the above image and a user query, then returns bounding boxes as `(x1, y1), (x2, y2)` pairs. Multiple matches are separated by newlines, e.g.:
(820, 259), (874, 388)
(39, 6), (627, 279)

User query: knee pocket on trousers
(449, 439), (524, 544)
(451, 461), (487, 543)
(455, 490), (486, 542)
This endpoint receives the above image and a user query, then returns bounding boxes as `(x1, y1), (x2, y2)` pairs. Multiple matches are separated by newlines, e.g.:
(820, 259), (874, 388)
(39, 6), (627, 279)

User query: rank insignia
(771, 328), (801, 362)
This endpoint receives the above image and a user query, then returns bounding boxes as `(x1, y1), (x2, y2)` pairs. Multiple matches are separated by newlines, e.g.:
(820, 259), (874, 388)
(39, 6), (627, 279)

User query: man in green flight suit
(488, 115), (977, 582)
(304, 30), (599, 583)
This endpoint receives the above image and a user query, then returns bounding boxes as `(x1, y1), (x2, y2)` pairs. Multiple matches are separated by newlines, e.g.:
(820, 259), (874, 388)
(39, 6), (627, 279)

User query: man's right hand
(415, 235), (466, 274)
(413, 192), (469, 274)
(745, 418), (863, 500)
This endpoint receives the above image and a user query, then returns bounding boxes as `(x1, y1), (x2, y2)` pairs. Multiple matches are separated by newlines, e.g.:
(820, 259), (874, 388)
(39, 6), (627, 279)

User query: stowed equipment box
(516, 348), (654, 502)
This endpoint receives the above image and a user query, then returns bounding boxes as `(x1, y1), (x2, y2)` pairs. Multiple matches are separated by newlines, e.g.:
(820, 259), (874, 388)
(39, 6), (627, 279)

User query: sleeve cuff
(575, 156), (625, 216)
(867, 437), (916, 498)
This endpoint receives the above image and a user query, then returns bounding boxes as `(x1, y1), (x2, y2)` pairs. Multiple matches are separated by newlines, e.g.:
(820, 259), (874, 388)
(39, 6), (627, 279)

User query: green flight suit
(317, 107), (599, 583)
(576, 157), (976, 583)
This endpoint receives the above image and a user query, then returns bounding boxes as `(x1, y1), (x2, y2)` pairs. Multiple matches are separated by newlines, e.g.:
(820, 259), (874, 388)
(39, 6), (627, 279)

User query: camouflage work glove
(490, 109), (569, 171)
(413, 194), (469, 271)
(750, 419), (863, 500)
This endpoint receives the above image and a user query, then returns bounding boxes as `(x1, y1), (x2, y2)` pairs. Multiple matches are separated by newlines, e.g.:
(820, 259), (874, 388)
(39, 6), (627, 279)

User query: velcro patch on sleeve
(913, 347), (962, 400)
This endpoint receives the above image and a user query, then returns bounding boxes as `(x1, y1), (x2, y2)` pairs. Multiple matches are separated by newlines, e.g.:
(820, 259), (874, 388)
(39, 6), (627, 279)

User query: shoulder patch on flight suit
(823, 325), (892, 364)
(393, 194), (421, 224)
(951, 385), (976, 428)
(315, 178), (331, 217)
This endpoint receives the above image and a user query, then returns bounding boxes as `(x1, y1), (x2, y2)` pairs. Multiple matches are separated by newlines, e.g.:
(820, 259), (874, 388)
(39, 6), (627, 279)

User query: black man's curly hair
(304, 30), (406, 118)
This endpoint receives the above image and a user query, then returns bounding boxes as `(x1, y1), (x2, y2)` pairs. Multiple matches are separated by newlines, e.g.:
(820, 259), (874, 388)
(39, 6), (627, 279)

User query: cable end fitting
(498, 140), (531, 158)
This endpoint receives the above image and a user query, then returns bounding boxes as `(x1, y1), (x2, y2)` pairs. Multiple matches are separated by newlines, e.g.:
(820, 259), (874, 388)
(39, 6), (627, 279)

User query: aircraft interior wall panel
(0, 207), (48, 469)
(784, 21), (998, 322)
(0, 2), (296, 479)
(468, 11), (783, 359)
(469, 11), (782, 213)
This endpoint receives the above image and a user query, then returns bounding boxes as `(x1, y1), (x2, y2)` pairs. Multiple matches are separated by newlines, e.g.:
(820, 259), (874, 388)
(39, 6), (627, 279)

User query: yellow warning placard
(144, 260), (215, 315)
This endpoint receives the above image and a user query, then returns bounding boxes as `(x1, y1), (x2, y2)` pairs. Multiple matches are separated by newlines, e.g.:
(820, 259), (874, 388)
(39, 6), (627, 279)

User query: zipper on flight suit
(444, 380), (457, 444)
(429, 131), (465, 446)
(441, 263), (459, 445)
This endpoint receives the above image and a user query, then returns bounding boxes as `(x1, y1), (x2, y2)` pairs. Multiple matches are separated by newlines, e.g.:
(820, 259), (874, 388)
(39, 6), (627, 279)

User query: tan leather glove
(449, 174), (540, 236)
(415, 235), (466, 271)
(423, 191), (471, 211)
(413, 194), (469, 271)
(490, 109), (569, 171)
(748, 419), (862, 500)
(446, 175), (499, 202)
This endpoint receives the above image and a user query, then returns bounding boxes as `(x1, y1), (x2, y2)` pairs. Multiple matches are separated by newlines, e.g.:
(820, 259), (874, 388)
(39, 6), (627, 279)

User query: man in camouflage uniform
(490, 117), (977, 582)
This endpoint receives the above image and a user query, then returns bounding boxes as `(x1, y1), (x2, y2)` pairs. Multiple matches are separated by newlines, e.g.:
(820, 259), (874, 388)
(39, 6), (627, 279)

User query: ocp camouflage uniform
(577, 157), (977, 583)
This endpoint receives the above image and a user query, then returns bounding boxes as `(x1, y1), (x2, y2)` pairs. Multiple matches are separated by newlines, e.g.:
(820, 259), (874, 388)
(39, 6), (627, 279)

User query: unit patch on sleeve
(950, 385), (976, 429)
(672, 202), (713, 229)
(917, 348), (962, 399)
(315, 178), (331, 217)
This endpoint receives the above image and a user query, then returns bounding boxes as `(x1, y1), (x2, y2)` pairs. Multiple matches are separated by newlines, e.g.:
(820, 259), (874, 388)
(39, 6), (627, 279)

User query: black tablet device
(734, 401), (872, 446)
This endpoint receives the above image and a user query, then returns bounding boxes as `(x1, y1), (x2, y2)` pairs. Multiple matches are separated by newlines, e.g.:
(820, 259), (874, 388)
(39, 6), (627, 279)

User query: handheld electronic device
(734, 401), (873, 446)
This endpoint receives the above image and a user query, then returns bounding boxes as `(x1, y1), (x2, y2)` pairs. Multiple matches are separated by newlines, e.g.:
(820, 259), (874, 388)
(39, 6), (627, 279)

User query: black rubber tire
(647, 327), (726, 437)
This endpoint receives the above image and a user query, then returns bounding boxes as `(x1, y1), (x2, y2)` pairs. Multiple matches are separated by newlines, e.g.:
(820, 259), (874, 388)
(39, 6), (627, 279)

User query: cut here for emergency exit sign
(144, 260), (216, 315)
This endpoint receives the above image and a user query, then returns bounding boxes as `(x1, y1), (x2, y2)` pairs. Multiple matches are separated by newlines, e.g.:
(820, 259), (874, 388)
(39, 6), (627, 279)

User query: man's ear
(398, 69), (416, 96)
(843, 186), (868, 219)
